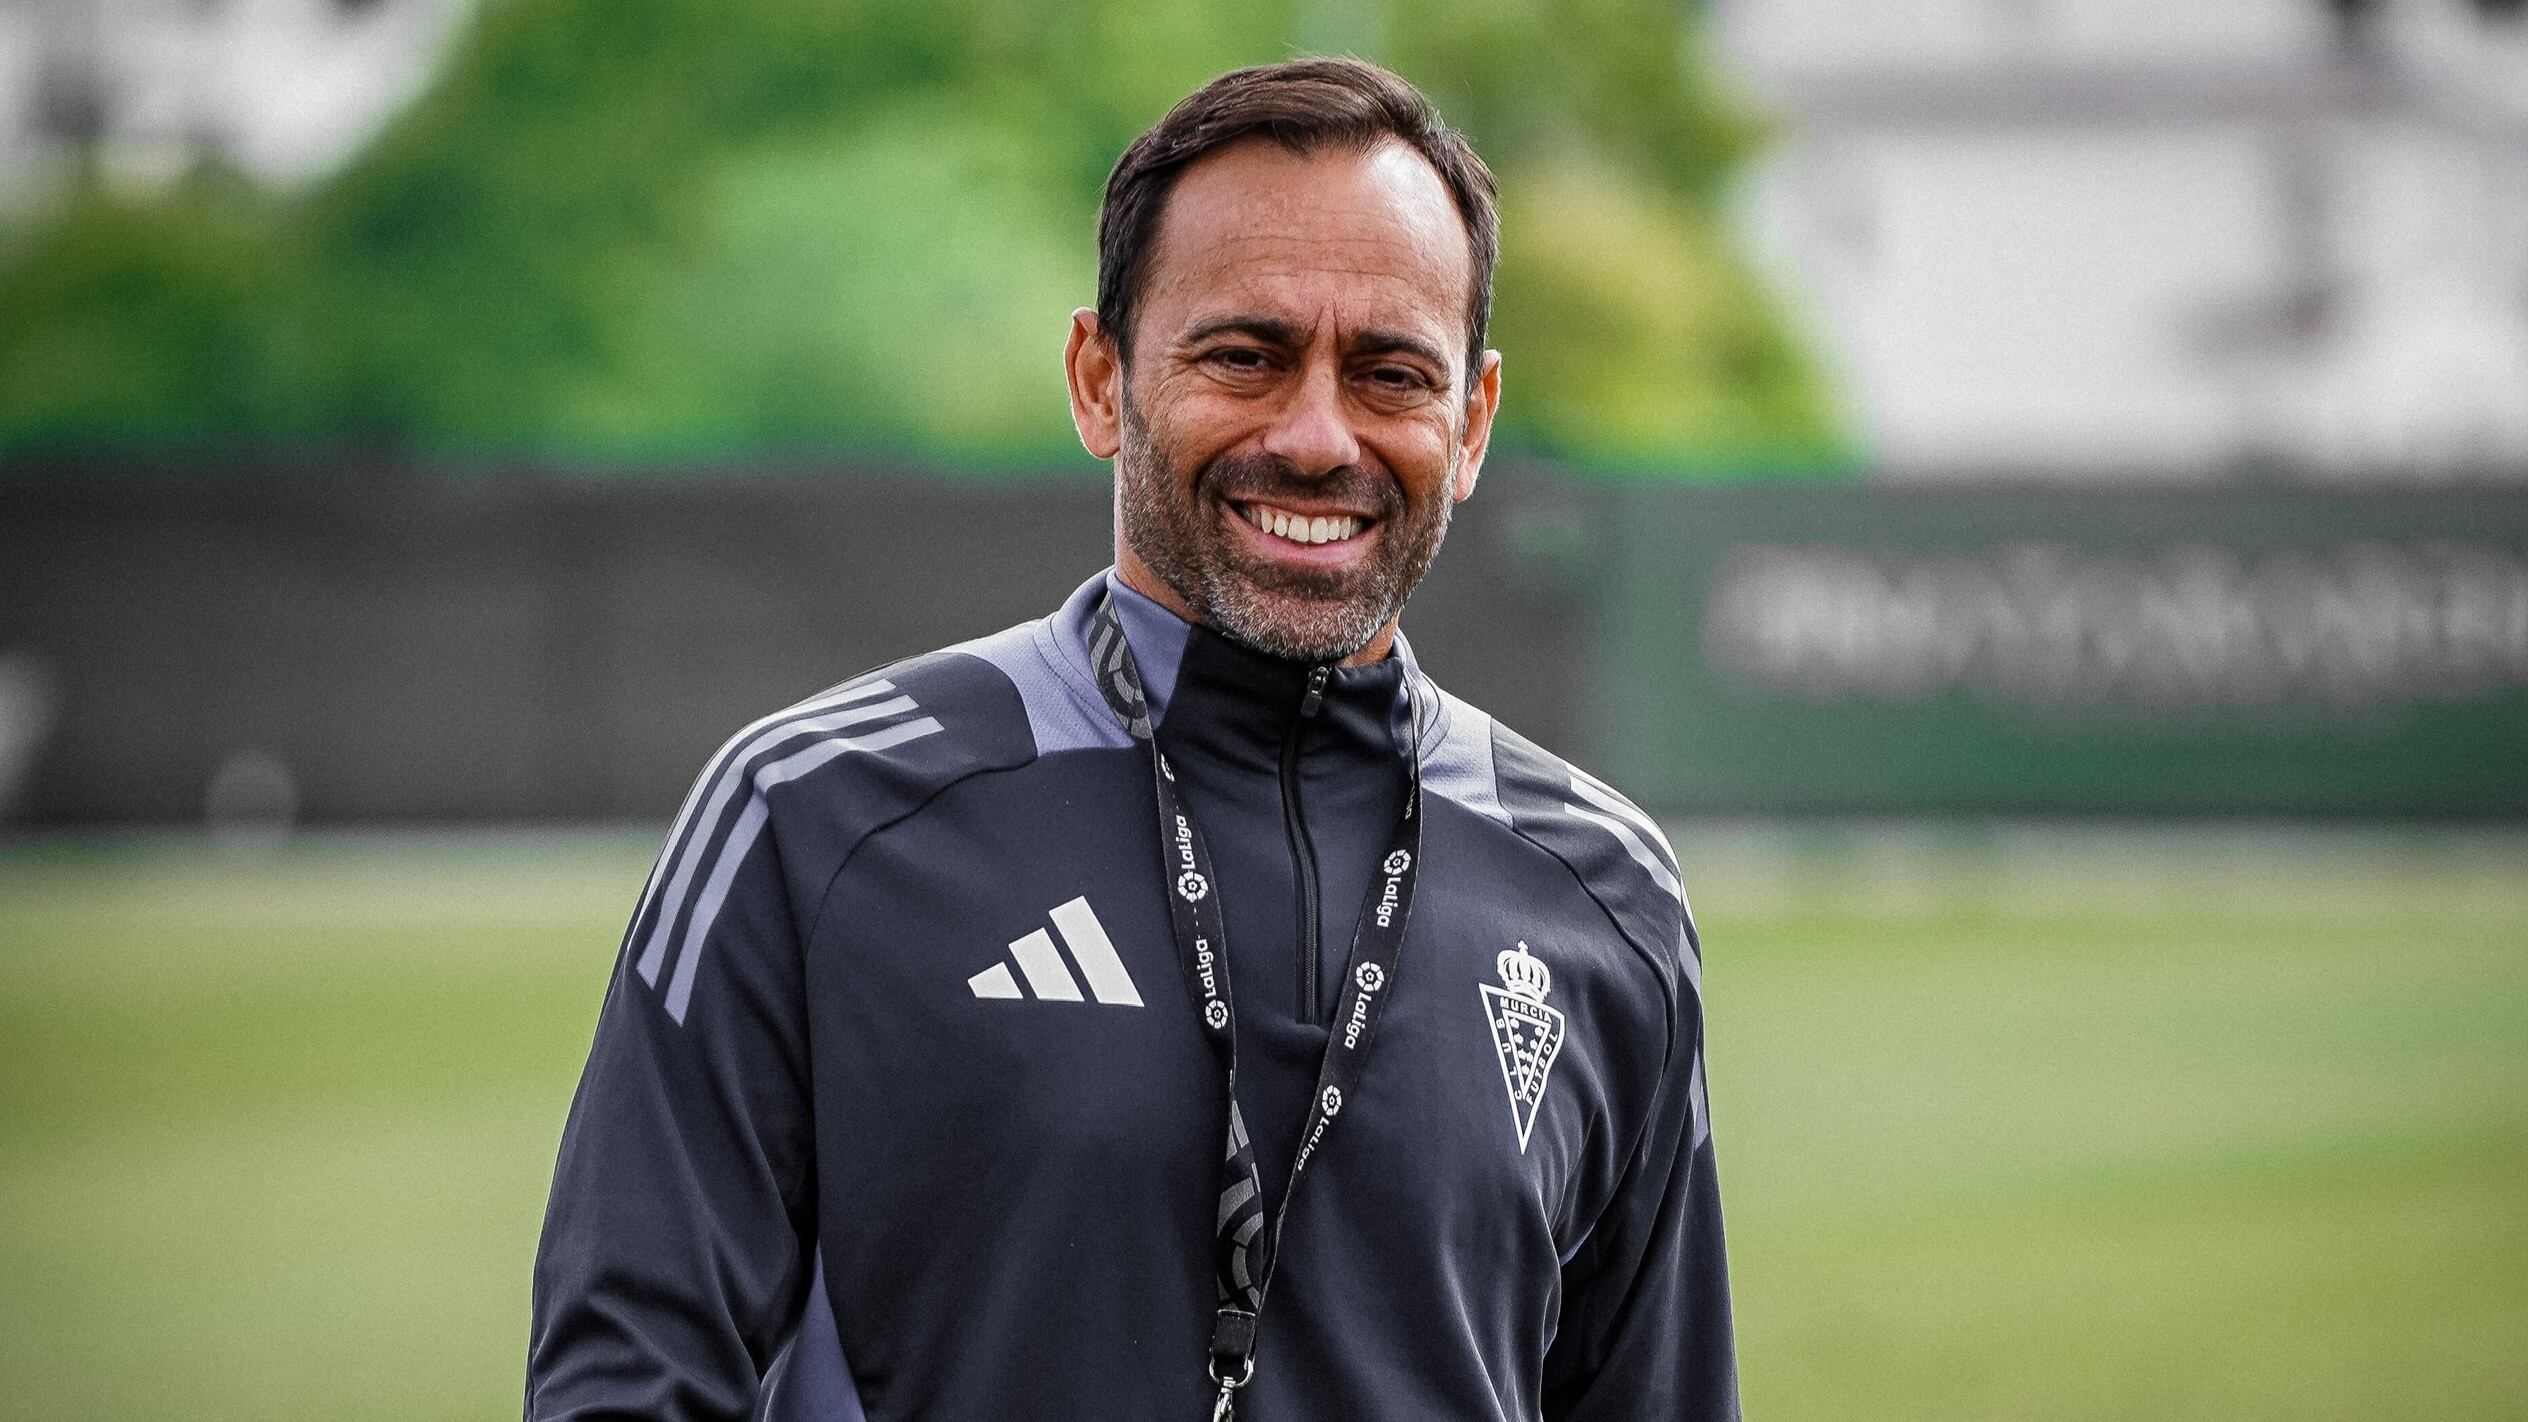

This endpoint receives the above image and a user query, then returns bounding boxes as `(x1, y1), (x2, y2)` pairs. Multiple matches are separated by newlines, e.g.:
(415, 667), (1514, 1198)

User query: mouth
(1230, 498), (1374, 556)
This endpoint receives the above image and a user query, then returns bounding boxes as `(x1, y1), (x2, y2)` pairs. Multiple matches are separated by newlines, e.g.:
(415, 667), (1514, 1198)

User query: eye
(1360, 363), (1436, 399)
(1205, 347), (1273, 375)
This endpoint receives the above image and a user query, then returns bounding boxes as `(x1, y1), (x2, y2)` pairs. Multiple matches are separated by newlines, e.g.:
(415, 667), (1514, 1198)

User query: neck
(1112, 551), (1399, 669)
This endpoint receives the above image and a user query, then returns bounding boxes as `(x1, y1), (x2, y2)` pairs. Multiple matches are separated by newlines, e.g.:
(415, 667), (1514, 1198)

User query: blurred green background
(0, 0), (1841, 474)
(3, 834), (2521, 1419)
(4, 0), (2525, 1417)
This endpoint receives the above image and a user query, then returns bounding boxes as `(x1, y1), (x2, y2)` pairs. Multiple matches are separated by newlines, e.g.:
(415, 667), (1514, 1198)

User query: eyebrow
(1178, 315), (1454, 375)
(1178, 315), (1304, 351)
(1349, 327), (1453, 374)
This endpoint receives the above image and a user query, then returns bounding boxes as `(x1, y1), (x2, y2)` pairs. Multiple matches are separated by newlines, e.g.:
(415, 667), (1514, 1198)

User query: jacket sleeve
(526, 790), (819, 1422)
(1540, 961), (1737, 1421)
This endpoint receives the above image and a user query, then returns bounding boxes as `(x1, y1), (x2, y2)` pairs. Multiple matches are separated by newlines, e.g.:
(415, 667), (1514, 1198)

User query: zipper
(1285, 663), (1330, 1022)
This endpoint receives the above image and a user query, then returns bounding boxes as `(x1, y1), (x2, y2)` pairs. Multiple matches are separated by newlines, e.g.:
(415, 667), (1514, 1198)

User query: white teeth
(1240, 503), (1363, 545)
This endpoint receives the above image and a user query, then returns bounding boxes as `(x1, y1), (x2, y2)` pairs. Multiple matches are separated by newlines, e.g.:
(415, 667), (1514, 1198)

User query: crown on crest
(1496, 942), (1551, 1003)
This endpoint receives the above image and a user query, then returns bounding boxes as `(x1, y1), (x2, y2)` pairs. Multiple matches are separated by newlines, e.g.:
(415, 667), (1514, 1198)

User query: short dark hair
(1095, 57), (1500, 388)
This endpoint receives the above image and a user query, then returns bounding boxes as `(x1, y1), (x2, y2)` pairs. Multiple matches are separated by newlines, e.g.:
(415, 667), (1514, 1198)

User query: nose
(1258, 363), (1362, 478)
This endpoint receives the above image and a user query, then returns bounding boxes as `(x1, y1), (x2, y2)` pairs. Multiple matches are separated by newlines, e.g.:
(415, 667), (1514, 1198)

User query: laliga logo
(1320, 1086), (1343, 1118)
(1373, 851), (1409, 928)
(1342, 962), (1383, 1048)
(1204, 1000), (1229, 1030)
(1176, 870), (1209, 902)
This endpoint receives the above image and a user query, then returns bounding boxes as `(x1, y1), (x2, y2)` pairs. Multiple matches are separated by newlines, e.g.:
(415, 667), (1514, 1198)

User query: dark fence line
(0, 469), (1591, 824)
(5, 469), (2524, 823)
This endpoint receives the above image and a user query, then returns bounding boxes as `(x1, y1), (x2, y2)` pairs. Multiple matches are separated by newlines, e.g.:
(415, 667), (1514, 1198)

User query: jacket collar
(1042, 569), (1432, 768)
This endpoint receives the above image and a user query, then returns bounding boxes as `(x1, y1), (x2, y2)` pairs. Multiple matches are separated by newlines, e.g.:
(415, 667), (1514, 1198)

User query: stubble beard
(1116, 391), (1457, 663)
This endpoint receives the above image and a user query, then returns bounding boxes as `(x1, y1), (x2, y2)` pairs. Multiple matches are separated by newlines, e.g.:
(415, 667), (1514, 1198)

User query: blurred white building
(1715, 0), (2528, 482)
(0, 0), (474, 206)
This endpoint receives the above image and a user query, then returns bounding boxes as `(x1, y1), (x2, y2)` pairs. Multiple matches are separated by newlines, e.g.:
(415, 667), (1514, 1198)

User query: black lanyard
(1088, 592), (1425, 1420)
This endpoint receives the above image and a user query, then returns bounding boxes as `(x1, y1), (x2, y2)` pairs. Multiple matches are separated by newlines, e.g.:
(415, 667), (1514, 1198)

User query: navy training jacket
(527, 570), (1735, 1421)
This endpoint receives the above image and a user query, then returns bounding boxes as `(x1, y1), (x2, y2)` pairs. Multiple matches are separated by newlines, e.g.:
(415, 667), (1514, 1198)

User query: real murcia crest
(1480, 941), (1567, 1153)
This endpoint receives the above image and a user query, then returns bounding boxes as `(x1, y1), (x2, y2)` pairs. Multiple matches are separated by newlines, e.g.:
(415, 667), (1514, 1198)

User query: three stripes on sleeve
(627, 676), (945, 1025)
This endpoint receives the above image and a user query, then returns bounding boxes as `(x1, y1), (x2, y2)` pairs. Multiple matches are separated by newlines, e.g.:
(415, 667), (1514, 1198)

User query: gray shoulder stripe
(945, 619), (1132, 755)
(1565, 797), (1684, 905)
(1568, 771), (1678, 876)
(626, 677), (902, 962)
(1419, 687), (1510, 827)
(1559, 764), (1693, 927)
(631, 677), (943, 1025)
(1485, 723), (1703, 1020)
(632, 679), (910, 987)
(657, 716), (943, 1023)
(1690, 1047), (1710, 1152)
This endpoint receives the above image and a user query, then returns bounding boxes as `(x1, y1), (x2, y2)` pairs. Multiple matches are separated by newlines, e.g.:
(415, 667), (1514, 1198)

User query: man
(529, 57), (1733, 1421)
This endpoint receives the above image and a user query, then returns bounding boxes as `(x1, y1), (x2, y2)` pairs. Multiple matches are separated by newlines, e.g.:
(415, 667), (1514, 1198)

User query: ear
(1065, 308), (1124, 460)
(1450, 350), (1502, 503)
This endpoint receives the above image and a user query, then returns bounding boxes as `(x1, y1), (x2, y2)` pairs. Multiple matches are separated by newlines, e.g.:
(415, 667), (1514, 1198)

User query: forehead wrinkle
(1158, 246), (1461, 342)
(1165, 231), (1455, 287)
(1135, 138), (1475, 359)
(1170, 292), (1456, 363)
(1202, 216), (1459, 272)
(1222, 141), (1465, 241)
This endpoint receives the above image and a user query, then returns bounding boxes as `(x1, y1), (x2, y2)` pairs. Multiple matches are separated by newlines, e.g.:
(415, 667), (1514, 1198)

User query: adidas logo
(968, 896), (1144, 1007)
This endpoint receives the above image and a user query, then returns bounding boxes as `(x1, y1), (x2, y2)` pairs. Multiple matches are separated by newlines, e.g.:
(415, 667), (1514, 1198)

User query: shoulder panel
(622, 649), (1035, 1024)
(1483, 719), (1700, 1001)
(1446, 702), (1713, 1151)
(1418, 686), (1512, 829)
(944, 611), (1134, 755)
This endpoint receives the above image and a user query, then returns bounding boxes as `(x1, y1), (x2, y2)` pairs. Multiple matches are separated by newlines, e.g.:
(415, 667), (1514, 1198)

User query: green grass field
(2, 829), (2522, 1420)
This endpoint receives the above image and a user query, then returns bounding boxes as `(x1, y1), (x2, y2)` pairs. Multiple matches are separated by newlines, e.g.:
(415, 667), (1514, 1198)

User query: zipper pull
(1299, 664), (1330, 718)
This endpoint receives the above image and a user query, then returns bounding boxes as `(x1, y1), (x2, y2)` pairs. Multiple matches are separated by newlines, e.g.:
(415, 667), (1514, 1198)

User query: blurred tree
(0, 183), (309, 450)
(0, 0), (1846, 477)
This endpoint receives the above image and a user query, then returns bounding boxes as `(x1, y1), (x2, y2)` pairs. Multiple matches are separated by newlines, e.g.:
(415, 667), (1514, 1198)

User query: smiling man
(529, 59), (1733, 1422)
(1080, 115), (1488, 669)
